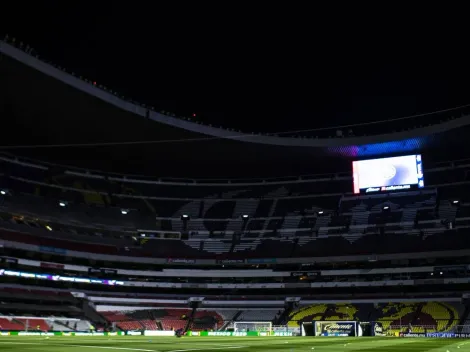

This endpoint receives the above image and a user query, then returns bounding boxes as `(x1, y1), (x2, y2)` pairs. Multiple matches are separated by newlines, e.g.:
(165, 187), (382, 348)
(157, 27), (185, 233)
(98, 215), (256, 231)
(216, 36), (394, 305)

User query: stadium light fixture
(241, 214), (249, 219)
(317, 210), (324, 215)
(181, 214), (190, 220)
(121, 209), (129, 215)
(452, 200), (460, 205)
(383, 206), (390, 211)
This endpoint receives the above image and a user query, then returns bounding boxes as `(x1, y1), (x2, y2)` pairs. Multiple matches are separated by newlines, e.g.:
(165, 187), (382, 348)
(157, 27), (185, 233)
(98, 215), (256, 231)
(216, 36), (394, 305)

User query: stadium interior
(2, 34), (470, 346)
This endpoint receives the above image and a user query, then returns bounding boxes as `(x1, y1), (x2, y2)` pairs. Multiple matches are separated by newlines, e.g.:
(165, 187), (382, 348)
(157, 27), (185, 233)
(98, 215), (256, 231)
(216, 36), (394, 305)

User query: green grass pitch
(0, 336), (468, 351)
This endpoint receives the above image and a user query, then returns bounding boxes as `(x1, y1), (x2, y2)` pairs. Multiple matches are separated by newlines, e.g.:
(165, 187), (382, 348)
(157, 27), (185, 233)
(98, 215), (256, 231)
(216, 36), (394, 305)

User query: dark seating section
(2, 223), (470, 259)
(2, 154), (470, 259)
(102, 309), (240, 332)
(289, 302), (464, 333)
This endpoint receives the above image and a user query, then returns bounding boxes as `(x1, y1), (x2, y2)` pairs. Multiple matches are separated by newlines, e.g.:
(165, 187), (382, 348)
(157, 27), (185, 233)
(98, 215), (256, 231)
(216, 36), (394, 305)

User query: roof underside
(0, 51), (469, 178)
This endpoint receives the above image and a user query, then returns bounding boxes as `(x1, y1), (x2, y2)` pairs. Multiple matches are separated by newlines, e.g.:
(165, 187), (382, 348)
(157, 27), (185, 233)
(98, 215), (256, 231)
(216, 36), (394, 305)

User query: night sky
(2, 5), (469, 135)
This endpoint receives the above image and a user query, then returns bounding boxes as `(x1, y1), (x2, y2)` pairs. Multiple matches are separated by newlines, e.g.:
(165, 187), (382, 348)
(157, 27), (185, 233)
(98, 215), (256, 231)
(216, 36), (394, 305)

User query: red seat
(0, 318), (25, 330)
(17, 319), (50, 331)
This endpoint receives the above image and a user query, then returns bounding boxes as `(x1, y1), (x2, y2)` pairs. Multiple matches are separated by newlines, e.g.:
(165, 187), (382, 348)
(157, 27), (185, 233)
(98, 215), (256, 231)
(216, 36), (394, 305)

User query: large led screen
(352, 155), (424, 194)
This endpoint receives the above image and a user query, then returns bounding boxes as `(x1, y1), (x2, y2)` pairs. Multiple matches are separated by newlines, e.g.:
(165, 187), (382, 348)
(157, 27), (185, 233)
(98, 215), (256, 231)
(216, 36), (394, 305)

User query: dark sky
(2, 4), (469, 134)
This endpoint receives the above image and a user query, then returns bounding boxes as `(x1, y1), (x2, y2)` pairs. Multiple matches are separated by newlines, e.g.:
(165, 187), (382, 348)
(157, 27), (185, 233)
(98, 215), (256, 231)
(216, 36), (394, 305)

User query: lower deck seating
(157, 309), (190, 331)
(116, 321), (142, 331)
(376, 302), (419, 332)
(236, 310), (278, 322)
(139, 320), (159, 330)
(50, 321), (73, 331)
(190, 310), (224, 331)
(462, 319), (470, 333)
(288, 304), (328, 327)
(101, 312), (132, 322)
(287, 302), (464, 333)
(213, 310), (239, 323)
(103, 309), (190, 331)
(0, 318), (26, 330)
(17, 318), (50, 331)
(323, 304), (357, 321)
(161, 319), (186, 331)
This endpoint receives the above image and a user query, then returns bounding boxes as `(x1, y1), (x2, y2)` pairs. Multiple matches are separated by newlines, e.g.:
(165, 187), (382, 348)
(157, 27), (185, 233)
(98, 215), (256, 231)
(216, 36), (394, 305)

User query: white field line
(168, 347), (246, 352)
(0, 341), (157, 351)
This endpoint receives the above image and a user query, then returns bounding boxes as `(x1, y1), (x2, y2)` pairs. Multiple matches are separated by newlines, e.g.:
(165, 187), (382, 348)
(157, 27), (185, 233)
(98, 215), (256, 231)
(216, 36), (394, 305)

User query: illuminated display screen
(0, 269), (124, 286)
(352, 154), (424, 194)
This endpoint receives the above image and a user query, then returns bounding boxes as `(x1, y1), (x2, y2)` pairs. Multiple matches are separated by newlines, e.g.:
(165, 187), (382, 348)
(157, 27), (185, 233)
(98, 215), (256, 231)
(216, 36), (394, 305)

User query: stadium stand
(288, 305), (328, 327)
(236, 310), (278, 322)
(4, 35), (470, 338)
(0, 318), (26, 330)
(16, 318), (49, 331)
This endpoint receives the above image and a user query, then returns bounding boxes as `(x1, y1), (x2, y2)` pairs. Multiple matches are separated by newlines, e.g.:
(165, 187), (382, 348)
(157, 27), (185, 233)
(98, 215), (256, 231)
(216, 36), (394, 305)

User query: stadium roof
(2, 40), (470, 178)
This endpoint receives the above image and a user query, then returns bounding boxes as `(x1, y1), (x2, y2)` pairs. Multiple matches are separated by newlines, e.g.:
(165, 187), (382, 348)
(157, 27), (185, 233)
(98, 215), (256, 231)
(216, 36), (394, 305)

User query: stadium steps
(229, 239), (236, 253)
(313, 215), (331, 234)
(54, 319), (75, 331)
(459, 305), (470, 326)
(231, 231), (240, 253)
(281, 215), (301, 231)
(202, 240), (232, 254)
(231, 311), (243, 323)
(438, 202), (457, 223)
(233, 200), (259, 219)
(82, 299), (107, 325)
(321, 306), (331, 321)
(141, 197), (156, 214)
(350, 205), (369, 225)
(410, 302), (424, 325)
(198, 200), (204, 218)
(275, 304), (294, 325)
(219, 321), (231, 331)
(261, 199), (278, 231)
(401, 208), (418, 230)
(185, 307), (198, 333)
(289, 238), (299, 257)
(12, 318), (25, 329)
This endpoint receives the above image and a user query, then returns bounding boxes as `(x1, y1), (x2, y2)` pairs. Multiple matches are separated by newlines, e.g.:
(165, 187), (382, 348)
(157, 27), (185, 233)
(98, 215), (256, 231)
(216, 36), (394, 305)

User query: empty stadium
(1, 21), (470, 352)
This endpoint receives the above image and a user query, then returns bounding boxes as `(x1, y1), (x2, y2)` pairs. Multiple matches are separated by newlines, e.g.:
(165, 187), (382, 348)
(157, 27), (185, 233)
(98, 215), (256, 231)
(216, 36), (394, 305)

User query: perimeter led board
(352, 155), (424, 194)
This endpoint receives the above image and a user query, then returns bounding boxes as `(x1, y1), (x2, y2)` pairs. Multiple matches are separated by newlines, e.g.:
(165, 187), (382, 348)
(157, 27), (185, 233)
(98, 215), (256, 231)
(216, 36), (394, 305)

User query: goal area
(233, 321), (272, 333)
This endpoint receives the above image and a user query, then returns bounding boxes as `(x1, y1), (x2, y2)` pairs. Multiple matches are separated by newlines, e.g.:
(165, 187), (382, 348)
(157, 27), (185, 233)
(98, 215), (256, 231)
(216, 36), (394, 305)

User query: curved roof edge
(1, 40), (469, 149)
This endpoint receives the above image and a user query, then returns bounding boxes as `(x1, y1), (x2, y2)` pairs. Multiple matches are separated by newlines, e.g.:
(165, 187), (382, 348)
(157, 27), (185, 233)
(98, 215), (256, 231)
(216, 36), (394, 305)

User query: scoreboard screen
(352, 154), (424, 194)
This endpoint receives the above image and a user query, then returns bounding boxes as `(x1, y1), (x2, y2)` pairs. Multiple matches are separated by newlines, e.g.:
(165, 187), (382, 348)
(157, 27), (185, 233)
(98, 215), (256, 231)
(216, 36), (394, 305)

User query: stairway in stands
(82, 299), (107, 325)
(411, 303), (424, 325)
(438, 201), (458, 224)
(401, 208), (418, 231)
(459, 304), (470, 326)
(261, 199), (278, 232)
(54, 319), (76, 331)
(12, 318), (25, 329)
(184, 307), (198, 332)
(276, 305), (295, 325)
(289, 238), (299, 257)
